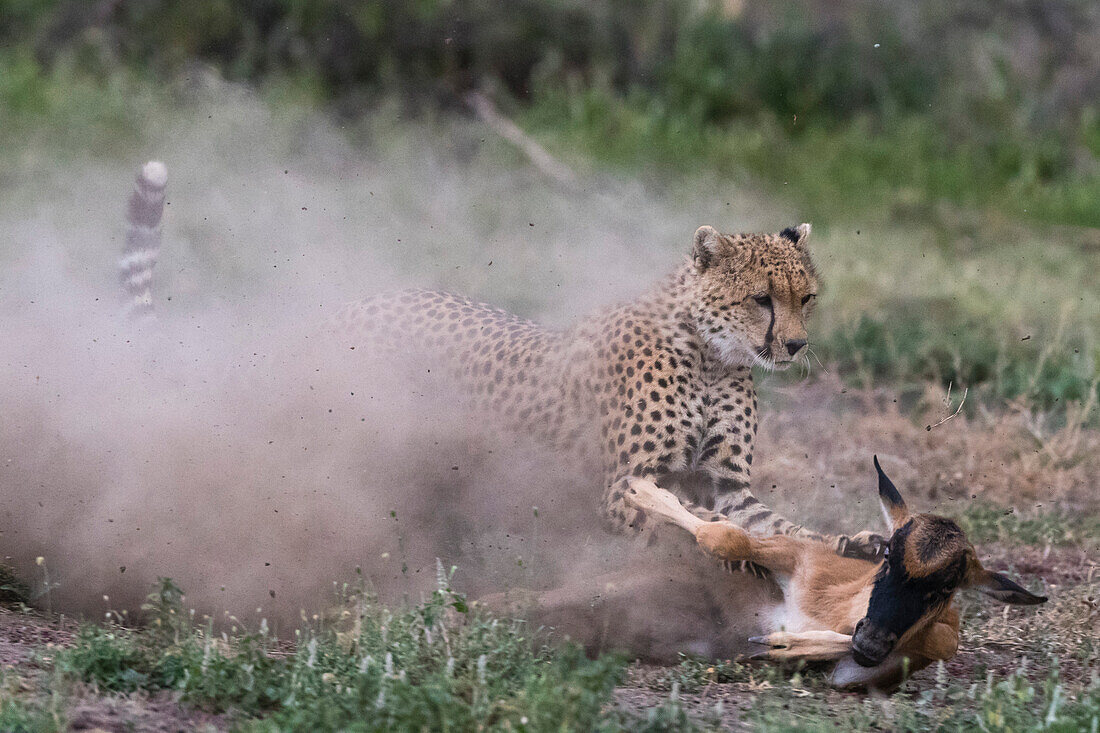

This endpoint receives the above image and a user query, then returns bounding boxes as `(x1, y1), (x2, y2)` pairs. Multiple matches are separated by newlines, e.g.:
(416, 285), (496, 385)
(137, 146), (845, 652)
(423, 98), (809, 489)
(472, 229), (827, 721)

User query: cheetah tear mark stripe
(119, 161), (167, 320)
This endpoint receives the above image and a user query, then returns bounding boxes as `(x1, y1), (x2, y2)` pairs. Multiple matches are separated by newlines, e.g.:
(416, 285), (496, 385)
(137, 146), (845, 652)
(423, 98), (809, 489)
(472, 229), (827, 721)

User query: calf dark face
(851, 458), (1047, 668)
(852, 516), (967, 666)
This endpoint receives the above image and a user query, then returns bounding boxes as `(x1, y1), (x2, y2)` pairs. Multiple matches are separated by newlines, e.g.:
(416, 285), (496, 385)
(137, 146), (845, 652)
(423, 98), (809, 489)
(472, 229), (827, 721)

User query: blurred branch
(465, 91), (578, 190)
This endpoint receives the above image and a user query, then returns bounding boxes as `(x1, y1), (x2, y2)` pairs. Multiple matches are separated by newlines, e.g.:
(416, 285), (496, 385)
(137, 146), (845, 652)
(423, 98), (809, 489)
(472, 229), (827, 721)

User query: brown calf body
(486, 464), (1044, 691)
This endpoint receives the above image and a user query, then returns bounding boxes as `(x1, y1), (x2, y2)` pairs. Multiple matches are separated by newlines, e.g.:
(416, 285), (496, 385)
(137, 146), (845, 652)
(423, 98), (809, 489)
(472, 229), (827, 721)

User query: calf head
(850, 457), (1046, 667)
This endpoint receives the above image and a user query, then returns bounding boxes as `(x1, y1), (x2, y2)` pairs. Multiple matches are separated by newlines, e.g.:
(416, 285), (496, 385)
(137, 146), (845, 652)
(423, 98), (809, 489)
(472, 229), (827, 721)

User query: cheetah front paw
(836, 531), (888, 561)
(722, 560), (771, 579)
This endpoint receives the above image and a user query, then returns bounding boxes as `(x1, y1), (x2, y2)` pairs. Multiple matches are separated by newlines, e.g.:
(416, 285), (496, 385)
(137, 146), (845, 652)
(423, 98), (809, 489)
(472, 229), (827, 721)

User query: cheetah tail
(118, 160), (168, 320)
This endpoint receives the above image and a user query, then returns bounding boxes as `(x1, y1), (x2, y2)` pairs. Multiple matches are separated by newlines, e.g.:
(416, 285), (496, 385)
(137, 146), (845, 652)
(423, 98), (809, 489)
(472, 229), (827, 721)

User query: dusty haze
(0, 81), (800, 633)
(4, 80), (1084, 646)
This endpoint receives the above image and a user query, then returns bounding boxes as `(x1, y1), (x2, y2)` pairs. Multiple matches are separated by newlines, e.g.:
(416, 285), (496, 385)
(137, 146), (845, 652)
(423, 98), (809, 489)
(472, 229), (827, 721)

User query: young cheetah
(333, 224), (884, 560)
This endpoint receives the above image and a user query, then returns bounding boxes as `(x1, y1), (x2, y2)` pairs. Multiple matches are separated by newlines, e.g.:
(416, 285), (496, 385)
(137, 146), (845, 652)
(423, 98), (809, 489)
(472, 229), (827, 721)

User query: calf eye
(753, 294), (772, 307)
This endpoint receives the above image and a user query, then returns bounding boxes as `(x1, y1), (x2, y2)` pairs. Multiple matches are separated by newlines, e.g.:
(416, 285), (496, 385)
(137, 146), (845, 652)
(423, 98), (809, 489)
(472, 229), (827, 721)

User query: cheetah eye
(753, 294), (772, 308)
(802, 293), (816, 306)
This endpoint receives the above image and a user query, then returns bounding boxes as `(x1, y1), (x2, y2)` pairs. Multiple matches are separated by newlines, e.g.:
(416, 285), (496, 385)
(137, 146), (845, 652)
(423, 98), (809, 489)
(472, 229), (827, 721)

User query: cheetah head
(690, 224), (819, 371)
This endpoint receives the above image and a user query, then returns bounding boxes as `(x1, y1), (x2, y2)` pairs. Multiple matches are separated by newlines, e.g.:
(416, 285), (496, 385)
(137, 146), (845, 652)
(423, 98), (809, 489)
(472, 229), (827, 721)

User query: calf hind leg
(620, 477), (800, 574)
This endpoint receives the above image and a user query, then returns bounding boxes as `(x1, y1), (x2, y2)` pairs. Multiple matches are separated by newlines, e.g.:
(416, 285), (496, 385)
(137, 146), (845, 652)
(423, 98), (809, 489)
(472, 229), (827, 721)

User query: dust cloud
(0, 80), (787, 637)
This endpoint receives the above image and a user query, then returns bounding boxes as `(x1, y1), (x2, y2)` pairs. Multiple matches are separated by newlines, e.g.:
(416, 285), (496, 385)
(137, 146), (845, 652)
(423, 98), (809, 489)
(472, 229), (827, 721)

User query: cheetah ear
(779, 223), (811, 248)
(692, 225), (721, 271)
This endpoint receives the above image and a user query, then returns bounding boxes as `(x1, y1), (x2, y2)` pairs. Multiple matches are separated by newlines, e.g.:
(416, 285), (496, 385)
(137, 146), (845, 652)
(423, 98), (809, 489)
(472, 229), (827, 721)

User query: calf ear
(873, 456), (909, 532)
(971, 568), (1047, 605)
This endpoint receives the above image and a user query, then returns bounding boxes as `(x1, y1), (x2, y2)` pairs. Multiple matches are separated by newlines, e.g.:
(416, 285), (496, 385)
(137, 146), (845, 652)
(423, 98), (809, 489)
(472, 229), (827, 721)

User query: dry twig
(926, 384), (968, 431)
(465, 91), (579, 189)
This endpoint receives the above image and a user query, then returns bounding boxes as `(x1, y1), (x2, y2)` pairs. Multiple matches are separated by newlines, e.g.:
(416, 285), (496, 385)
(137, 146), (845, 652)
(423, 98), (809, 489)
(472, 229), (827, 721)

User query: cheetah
(334, 224), (884, 559)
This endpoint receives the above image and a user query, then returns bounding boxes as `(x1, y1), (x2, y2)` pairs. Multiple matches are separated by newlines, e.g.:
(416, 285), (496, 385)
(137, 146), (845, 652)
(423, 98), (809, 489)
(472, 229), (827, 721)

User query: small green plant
(0, 697), (64, 733)
(0, 563), (30, 606)
(671, 654), (748, 693)
(55, 626), (155, 693)
(140, 576), (189, 642)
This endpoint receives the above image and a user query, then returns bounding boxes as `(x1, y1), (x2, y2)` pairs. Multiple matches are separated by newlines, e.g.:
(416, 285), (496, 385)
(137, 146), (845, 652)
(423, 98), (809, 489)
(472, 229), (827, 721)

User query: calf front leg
(748, 631), (853, 662)
(830, 609), (960, 690)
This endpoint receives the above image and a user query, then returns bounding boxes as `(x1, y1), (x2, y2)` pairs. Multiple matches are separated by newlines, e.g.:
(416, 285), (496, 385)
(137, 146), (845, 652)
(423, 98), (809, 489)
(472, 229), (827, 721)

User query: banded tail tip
(140, 160), (168, 189)
(128, 160), (168, 228)
(121, 160), (167, 321)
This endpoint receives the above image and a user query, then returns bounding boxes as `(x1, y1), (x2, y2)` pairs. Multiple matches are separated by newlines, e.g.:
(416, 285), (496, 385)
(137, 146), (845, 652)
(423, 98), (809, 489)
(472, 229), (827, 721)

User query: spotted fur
(334, 225), (879, 554)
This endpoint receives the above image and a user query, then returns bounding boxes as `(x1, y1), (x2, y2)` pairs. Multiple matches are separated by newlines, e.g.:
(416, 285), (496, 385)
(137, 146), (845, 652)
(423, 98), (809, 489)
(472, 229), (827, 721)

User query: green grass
(646, 654), (1100, 732)
(17, 0), (1094, 236)
(50, 581), (1100, 732)
(54, 573), (636, 730)
(523, 86), (1100, 229)
(3, 567), (1094, 732)
(817, 307), (1098, 413)
(0, 51), (163, 163)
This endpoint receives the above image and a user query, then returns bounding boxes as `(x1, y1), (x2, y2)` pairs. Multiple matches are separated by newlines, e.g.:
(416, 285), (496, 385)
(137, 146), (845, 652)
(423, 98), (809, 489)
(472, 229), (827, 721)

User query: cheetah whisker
(752, 346), (775, 372)
(806, 345), (830, 375)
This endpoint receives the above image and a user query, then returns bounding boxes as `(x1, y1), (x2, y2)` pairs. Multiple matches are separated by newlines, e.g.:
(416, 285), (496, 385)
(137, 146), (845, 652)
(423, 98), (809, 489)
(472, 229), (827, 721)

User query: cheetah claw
(837, 531), (888, 561)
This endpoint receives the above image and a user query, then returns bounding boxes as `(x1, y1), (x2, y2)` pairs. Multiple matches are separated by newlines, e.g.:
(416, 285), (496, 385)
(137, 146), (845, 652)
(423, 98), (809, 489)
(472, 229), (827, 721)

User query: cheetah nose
(785, 339), (807, 356)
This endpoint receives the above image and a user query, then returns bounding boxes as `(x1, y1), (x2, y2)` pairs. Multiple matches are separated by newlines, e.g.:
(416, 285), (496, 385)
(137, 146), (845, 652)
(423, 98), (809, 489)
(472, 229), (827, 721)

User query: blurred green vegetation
(1, 0), (1097, 415)
(8, 0), (1098, 223)
(822, 305), (1097, 412)
(955, 502), (1100, 548)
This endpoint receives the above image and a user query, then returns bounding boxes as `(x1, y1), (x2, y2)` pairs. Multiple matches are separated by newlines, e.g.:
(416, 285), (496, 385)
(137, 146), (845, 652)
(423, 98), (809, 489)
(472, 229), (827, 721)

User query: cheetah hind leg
(604, 476), (672, 543)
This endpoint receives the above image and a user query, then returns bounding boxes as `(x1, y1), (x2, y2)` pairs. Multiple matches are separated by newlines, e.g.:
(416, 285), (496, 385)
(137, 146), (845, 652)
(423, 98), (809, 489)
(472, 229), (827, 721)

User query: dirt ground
(2, 542), (1094, 732)
(611, 543), (1098, 728)
(0, 606), (225, 732)
(2, 377), (1097, 730)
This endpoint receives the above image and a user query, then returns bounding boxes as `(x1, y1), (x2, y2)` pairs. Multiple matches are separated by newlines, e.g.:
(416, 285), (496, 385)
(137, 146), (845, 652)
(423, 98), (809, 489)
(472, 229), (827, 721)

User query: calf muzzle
(851, 618), (897, 667)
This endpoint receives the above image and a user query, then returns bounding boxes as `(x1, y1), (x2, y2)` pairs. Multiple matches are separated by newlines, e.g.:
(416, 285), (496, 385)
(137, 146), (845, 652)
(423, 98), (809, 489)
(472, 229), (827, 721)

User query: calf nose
(785, 339), (807, 356)
(851, 619), (898, 667)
